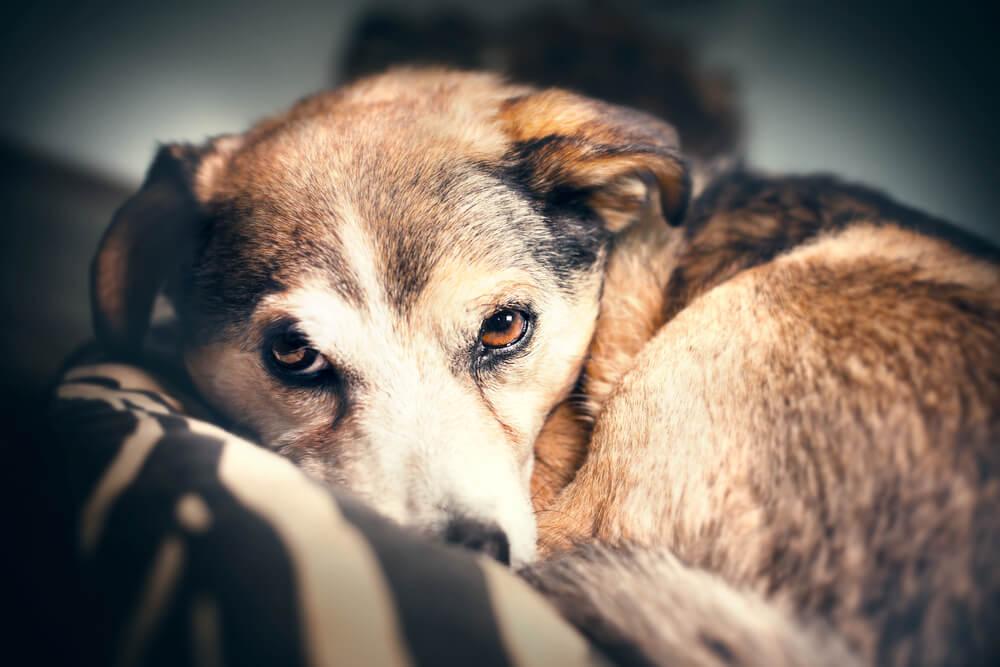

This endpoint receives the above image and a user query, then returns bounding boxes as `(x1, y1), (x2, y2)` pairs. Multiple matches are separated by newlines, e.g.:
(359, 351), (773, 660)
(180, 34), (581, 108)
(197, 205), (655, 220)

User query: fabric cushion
(46, 352), (604, 666)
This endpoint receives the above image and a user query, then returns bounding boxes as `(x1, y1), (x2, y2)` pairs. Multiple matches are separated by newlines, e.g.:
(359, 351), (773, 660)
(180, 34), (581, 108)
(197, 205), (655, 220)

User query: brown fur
(92, 68), (688, 568)
(534, 177), (1000, 665)
(90, 69), (1000, 664)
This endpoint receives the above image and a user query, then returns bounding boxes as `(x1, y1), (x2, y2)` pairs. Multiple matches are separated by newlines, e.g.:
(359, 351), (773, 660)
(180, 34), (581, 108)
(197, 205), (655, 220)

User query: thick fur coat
(91, 69), (1000, 665)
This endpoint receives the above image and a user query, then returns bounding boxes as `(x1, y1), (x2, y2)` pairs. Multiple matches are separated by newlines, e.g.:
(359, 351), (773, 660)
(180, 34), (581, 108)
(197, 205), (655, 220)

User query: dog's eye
(480, 309), (529, 349)
(269, 333), (329, 375)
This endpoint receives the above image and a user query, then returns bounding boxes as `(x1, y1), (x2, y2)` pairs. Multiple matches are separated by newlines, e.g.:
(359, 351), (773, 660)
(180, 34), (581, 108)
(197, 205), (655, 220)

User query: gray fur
(522, 544), (861, 667)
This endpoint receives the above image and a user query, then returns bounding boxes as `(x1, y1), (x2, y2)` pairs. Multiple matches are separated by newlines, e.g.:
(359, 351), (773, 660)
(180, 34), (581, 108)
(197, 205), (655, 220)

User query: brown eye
(269, 333), (328, 375)
(480, 309), (529, 349)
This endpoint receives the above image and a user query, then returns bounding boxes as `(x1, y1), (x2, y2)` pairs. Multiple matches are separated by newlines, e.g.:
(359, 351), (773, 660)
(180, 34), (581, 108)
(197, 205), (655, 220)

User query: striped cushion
(48, 357), (606, 666)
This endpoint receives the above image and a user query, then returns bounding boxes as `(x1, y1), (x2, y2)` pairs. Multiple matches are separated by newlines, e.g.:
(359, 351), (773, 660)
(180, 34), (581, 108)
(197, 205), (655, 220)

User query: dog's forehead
(194, 99), (544, 329)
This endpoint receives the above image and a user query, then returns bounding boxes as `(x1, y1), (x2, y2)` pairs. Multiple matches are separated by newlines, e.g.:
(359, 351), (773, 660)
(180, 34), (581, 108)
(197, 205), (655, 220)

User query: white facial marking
(187, 191), (604, 569)
(253, 212), (543, 565)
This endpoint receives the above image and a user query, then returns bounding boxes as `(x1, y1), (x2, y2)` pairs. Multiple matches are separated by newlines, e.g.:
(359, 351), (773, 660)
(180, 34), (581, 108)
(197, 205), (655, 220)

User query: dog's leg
(536, 263), (763, 557)
(531, 200), (683, 511)
(531, 402), (590, 513)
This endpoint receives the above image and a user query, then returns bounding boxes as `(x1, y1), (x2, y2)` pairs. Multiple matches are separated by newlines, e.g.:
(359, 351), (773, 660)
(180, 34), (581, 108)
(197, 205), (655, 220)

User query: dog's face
(92, 69), (687, 566)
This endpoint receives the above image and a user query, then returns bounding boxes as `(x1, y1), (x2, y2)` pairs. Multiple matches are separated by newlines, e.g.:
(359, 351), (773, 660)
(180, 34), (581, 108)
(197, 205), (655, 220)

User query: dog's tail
(521, 544), (860, 667)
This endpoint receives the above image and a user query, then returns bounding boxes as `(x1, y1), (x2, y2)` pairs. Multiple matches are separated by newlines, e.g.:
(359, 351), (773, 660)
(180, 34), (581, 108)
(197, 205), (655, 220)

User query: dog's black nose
(444, 518), (510, 565)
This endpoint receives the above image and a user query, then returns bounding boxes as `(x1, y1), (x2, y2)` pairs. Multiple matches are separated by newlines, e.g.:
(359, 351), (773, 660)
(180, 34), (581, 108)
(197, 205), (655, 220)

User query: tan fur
(93, 68), (689, 568)
(92, 68), (1000, 664)
(531, 187), (685, 507)
(537, 220), (1000, 664)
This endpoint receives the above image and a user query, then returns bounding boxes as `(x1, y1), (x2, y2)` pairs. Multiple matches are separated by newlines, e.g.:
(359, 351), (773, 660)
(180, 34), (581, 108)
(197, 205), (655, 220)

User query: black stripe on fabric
(124, 388), (180, 411)
(46, 398), (140, 515)
(336, 493), (513, 667)
(86, 383), (181, 412)
(61, 375), (122, 390)
(35, 397), (139, 666)
(119, 394), (178, 416)
(89, 412), (309, 667)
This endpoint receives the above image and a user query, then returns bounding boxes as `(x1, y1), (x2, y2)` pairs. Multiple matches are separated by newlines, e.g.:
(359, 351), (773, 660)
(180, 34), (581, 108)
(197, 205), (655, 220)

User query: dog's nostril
(444, 518), (511, 566)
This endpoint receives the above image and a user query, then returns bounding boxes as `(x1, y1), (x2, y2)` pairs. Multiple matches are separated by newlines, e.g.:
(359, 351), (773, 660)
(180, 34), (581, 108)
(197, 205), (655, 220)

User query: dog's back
(529, 173), (1000, 666)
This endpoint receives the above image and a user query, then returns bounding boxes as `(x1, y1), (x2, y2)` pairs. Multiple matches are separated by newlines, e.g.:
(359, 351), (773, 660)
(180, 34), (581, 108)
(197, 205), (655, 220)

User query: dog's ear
(91, 138), (235, 353)
(500, 89), (690, 230)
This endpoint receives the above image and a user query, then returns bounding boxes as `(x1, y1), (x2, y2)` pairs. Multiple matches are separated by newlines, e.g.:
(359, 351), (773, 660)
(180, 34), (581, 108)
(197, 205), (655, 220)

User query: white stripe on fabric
(214, 429), (412, 667)
(115, 534), (185, 667)
(58, 381), (173, 415)
(80, 413), (164, 554)
(482, 560), (608, 667)
(192, 594), (225, 667)
(176, 493), (213, 534)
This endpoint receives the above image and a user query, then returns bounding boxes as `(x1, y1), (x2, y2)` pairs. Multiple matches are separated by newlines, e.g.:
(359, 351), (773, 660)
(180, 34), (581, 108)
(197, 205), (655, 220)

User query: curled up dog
(91, 69), (1000, 665)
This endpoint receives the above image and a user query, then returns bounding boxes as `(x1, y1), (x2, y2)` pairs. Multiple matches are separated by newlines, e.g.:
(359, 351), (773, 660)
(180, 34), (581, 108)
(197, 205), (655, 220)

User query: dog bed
(44, 341), (604, 666)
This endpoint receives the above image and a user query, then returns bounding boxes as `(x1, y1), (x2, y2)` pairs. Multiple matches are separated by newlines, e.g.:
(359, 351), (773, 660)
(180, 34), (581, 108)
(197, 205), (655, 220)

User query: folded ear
(91, 139), (233, 353)
(500, 89), (690, 231)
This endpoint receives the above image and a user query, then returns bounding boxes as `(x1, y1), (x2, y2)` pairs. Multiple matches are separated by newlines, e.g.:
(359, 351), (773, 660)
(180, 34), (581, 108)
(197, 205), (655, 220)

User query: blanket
(44, 348), (604, 666)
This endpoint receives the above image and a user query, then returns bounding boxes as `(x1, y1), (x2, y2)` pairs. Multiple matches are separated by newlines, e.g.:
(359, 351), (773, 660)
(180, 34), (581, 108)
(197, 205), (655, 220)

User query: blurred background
(0, 0), (997, 438)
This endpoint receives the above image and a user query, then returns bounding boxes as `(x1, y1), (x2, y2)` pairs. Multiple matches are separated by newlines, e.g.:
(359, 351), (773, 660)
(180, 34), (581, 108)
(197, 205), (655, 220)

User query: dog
(525, 172), (1000, 666)
(91, 69), (1000, 665)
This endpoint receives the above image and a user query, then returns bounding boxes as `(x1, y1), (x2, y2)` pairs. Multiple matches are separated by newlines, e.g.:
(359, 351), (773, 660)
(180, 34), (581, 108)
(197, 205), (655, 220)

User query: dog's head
(92, 69), (688, 566)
